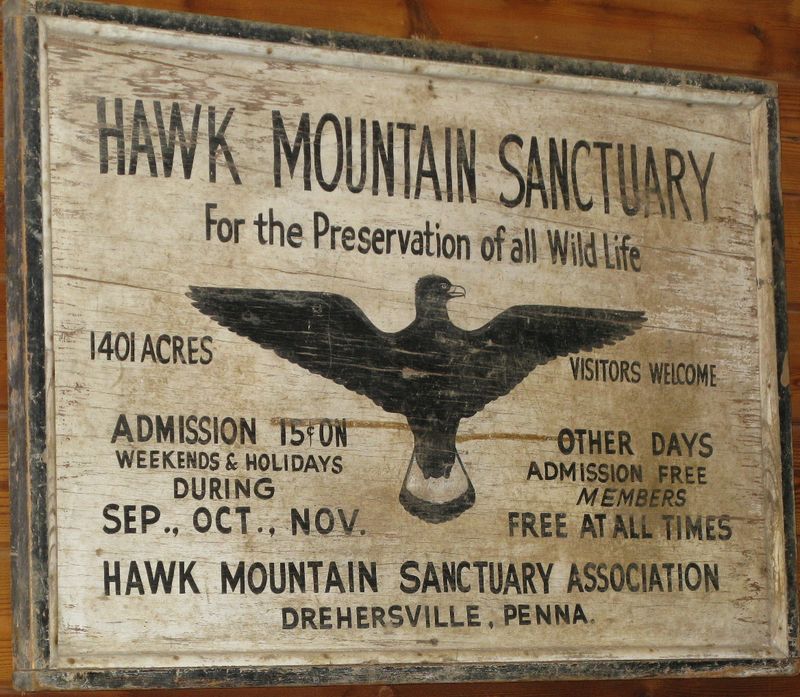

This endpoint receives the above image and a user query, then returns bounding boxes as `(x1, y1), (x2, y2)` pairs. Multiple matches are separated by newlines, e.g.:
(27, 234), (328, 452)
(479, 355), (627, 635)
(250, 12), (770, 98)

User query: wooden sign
(5, 0), (797, 689)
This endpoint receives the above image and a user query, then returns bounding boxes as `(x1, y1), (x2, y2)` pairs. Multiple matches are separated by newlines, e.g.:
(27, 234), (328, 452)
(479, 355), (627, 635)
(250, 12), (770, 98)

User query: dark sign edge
(3, 0), (796, 688)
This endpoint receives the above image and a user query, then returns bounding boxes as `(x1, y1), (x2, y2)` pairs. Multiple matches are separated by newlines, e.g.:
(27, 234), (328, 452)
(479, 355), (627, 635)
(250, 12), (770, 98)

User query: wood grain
(2, 0), (800, 694)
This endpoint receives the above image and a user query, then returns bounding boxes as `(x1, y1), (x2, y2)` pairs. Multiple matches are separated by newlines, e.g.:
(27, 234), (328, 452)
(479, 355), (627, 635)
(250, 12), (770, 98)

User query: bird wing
(187, 286), (407, 412)
(455, 305), (646, 417)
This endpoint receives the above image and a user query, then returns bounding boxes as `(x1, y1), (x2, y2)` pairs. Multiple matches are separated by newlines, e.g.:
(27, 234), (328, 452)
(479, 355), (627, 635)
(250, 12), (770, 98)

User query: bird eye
(440, 282), (448, 289)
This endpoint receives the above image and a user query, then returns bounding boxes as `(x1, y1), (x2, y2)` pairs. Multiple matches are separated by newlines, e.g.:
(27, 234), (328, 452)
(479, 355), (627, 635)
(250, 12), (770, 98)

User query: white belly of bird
(402, 451), (472, 504)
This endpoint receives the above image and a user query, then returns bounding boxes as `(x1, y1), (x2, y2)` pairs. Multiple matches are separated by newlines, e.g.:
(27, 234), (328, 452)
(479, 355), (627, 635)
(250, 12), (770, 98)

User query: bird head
(415, 276), (466, 315)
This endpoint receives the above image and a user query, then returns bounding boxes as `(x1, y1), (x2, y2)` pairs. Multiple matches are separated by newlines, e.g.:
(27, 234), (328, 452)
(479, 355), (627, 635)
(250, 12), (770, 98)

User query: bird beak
(448, 285), (466, 298)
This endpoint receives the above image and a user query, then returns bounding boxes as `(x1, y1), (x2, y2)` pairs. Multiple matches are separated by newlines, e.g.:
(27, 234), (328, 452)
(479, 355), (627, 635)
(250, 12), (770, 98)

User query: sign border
(4, 0), (797, 688)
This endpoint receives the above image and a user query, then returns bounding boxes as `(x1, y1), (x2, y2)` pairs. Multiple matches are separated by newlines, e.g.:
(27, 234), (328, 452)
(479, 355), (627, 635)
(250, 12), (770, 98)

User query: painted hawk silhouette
(188, 276), (645, 523)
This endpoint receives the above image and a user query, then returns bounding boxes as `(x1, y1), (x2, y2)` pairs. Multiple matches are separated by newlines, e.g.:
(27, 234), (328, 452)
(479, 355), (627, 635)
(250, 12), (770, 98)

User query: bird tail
(399, 449), (475, 524)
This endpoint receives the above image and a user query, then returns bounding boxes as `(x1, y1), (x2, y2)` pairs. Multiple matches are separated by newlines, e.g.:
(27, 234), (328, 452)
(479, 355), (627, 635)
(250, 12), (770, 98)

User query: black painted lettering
(208, 106), (241, 184)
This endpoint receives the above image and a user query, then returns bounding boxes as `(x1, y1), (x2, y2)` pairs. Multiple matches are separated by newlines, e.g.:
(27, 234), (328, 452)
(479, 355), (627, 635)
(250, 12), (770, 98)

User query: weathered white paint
(37, 13), (788, 670)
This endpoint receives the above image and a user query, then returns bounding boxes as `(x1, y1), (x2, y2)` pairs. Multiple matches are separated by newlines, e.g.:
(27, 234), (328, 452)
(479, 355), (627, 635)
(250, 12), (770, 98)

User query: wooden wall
(1, 0), (799, 694)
